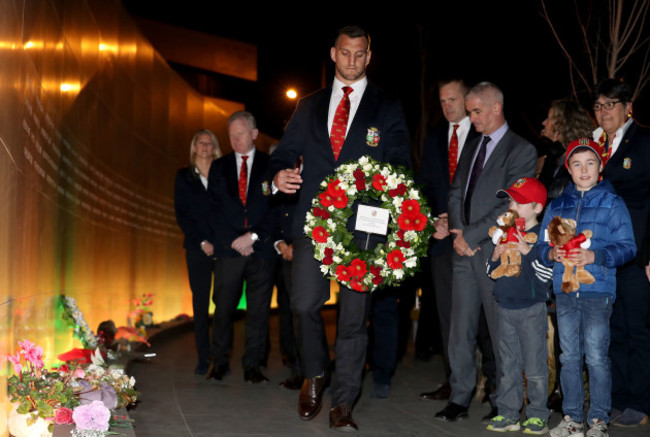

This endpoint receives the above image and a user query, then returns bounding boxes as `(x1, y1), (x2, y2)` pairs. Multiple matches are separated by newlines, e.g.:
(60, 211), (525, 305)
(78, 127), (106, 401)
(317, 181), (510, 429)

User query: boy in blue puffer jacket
(537, 138), (636, 437)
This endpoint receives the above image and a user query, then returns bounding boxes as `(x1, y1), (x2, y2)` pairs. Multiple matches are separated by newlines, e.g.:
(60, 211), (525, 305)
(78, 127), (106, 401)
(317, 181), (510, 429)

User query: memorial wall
(0, 1), (258, 431)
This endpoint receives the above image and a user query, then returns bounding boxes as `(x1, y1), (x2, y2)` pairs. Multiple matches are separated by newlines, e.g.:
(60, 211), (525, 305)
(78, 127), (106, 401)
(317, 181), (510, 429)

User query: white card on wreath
(355, 204), (390, 236)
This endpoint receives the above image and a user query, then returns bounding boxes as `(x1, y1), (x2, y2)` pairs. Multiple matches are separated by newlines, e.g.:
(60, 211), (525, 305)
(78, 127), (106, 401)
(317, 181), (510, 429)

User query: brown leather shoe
(298, 375), (328, 420)
(329, 406), (358, 432)
(419, 381), (451, 401)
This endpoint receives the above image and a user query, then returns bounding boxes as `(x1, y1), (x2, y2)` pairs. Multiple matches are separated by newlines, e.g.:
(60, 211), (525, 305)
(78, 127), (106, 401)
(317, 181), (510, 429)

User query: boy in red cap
(537, 138), (636, 437)
(485, 177), (553, 434)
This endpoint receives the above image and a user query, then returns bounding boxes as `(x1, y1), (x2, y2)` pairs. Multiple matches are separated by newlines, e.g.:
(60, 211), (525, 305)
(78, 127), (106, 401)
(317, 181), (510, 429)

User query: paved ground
(128, 310), (649, 436)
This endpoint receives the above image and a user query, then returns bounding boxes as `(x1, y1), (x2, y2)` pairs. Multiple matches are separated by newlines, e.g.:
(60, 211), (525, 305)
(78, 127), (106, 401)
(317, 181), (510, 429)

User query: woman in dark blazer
(592, 79), (650, 426)
(174, 129), (220, 375)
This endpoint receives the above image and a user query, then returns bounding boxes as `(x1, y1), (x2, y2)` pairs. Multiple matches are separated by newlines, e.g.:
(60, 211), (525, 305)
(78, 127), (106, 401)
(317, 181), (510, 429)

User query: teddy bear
(488, 209), (538, 279)
(547, 216), (595, 293)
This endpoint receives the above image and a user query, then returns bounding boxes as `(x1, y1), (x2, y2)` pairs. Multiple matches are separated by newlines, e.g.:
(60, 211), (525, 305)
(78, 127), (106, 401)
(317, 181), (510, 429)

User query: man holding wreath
(270, 25), (411, 432)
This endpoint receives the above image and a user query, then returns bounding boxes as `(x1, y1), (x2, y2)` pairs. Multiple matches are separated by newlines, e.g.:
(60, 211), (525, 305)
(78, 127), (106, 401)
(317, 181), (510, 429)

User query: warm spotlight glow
(0, 41), (16, 50)
(24, 40), (43, 50)
(286, 89), (298, 99)
(60, 83), (80, 92)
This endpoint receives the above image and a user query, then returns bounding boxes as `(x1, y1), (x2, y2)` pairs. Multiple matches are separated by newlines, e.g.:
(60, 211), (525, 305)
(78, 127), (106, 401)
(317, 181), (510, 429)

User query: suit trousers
(368, 287), (399, 385)
(431, 241), (453, 378)
(211, 256), (276, 370)
(185, 249), (214, 366)
(448, 240), (501, 408)
(292, 237), (372, 407)
(610, 262), (650, 414)
(276, 258), (301, 375)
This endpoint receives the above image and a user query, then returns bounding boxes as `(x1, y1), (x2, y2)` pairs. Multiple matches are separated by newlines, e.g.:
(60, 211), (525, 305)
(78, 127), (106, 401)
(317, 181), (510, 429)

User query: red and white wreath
(304, 156), (433, 292)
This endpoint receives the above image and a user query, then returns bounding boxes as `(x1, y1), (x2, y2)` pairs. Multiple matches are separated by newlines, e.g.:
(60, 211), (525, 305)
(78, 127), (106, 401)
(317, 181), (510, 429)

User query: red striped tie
(330, 86), (353, 160)
(238, 155), (248, 205)
(448, 124), (459, 183)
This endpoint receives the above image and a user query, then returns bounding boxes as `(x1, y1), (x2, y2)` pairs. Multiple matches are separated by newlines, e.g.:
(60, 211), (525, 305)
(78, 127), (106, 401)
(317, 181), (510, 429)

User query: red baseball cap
(565, 138), (606, 169)
(497, 177), (547, 206)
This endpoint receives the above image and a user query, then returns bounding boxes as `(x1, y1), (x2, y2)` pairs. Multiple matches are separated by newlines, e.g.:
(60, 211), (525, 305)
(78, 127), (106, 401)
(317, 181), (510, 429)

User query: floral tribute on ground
(305, 156), (433, 292)
(6, 340), (138, 437)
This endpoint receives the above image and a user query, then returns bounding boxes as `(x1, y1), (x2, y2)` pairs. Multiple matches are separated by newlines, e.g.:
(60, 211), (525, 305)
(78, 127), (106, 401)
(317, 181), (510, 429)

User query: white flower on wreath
(392, 197), (403, 209)
(404, 230), (417, 241)
(404, 257), (417, 268)
(394, 269), (404, 280)
(408, 189), (420, 199)
(358, 156), (369, 166)
(333, 256), (342, 263)
(320, 264), (330, 274)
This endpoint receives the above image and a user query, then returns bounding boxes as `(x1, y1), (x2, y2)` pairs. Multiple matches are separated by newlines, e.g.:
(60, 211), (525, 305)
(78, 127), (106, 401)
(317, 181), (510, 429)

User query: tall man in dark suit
(435, 82), (537, 422)
(417, 79), (483, 401)
(270, 25), (411, 432)
(207, 111), (278, 384)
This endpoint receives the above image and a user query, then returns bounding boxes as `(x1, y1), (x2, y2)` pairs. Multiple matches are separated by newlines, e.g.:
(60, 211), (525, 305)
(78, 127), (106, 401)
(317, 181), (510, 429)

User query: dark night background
(123, 1), (650, 159)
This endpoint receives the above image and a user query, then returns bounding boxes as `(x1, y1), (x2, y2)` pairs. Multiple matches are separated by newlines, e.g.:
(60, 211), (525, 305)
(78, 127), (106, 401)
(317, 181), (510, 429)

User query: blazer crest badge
(623, 157), (632, 169)
(262, 181), (271, 195)
(366, 127), (380, 147)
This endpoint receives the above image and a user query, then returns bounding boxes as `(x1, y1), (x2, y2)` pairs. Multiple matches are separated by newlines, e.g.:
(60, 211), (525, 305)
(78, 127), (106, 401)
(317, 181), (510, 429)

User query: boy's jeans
(556, 293), (613, 423)
(496, 302), (549, 421)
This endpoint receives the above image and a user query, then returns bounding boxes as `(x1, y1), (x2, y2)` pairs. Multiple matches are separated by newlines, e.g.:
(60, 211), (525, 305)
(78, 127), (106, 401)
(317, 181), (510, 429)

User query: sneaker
(585, 419), (608, 437)
(550, 415), (584, 437)
(522, 417), (548, 435)
(486, 415), (520, 432)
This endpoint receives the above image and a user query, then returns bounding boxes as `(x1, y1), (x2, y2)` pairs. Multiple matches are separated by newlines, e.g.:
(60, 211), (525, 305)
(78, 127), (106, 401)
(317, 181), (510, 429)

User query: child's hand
(491, 243), (507, 262)
(550, 247), (567, 262)
(566, 248), (595, 266)
(514, 230), (531, 256)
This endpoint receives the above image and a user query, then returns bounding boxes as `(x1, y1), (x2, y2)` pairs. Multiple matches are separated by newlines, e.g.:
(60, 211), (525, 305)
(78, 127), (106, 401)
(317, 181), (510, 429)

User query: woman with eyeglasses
(593, 79), (650, 427)
(174, 129), (221, 376)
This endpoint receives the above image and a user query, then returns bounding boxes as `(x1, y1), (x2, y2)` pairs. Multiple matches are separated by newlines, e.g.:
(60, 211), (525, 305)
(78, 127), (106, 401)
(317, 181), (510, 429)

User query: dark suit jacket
(417, 122), (479, 256)
(603, 121), (650, 264)
(448, 128), (538, 250)
(174, 166), (215, 251)
(208, 150), (278, 259)
(269, 83), (412, 238)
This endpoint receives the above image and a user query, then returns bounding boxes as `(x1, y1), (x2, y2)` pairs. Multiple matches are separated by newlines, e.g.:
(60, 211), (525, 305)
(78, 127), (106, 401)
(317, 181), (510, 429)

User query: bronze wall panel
(0, 1), (256, 429)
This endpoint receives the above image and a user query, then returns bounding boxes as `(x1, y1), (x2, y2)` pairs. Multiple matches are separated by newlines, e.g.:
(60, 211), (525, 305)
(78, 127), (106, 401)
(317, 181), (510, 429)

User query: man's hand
(231, 233), (255, 256)
(200, 241), (214, 256)
(277, 241), (293, 261)
(450, 229), (481, 257)
(274, 168), (303, 194)
(433, 212), (450, 240)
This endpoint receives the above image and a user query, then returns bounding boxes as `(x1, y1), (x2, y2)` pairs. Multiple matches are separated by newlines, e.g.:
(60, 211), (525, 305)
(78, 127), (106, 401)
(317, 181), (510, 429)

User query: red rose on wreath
(372, 174), (387, 191)
(349, 258), (367, 278)
(387, 249), (406, 269)
(370, 265), (383, 285)
(312, 226), (329, 243)
(313, 207), (330, 219)
(350, 276), (368, 292)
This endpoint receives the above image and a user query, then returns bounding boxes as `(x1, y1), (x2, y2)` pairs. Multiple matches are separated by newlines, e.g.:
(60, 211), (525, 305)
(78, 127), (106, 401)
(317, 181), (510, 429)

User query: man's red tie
(238, 155), (248, 205)
(330, 86), (353, 160)
(448, 124), (459, 183)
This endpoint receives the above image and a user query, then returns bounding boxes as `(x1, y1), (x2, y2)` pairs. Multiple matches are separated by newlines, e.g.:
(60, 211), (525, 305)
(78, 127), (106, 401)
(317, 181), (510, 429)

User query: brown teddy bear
(488, 209), (538, 279)
(547, 216), (595, 293)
